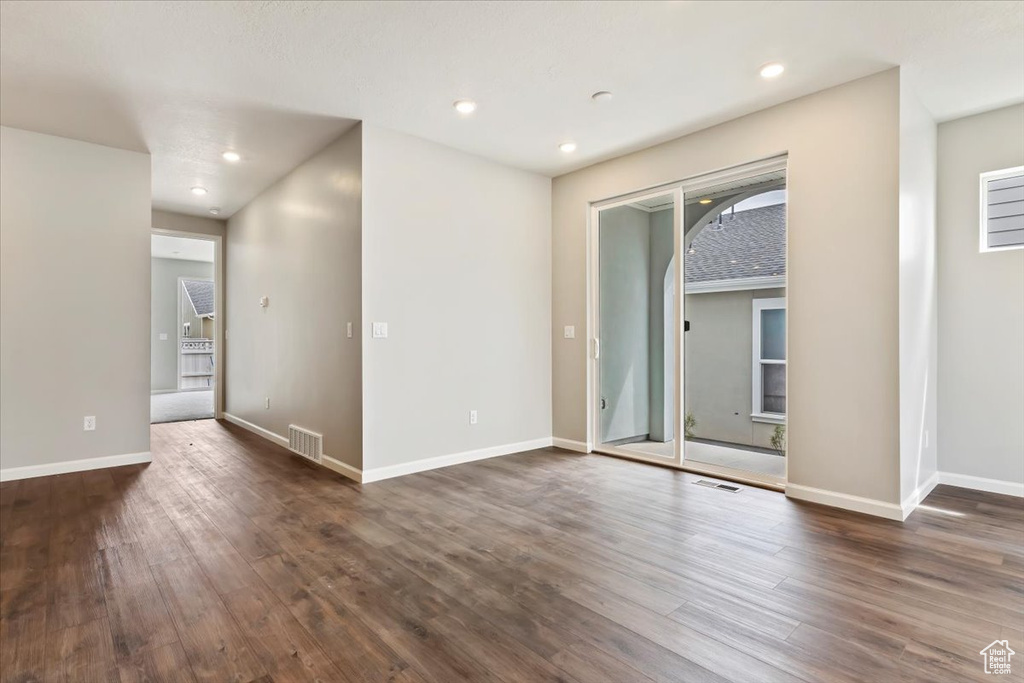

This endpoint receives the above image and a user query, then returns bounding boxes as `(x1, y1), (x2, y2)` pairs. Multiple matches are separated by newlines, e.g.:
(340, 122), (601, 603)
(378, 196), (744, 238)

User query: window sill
(751, 413), (785, 425)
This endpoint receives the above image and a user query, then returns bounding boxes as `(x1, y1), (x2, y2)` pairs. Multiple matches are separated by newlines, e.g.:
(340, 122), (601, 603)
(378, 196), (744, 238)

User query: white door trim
(152, 228), (224, 419)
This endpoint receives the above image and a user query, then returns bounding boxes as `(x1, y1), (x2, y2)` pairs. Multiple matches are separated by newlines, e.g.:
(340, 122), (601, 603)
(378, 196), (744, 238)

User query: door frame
(152, 229), (224, 419)
(586, 155), (788, 487)
(589, 185), (685, 468)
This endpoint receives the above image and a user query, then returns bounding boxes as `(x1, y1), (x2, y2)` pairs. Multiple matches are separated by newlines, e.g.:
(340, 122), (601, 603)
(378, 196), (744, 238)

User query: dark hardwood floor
(2, 419), (1022, 682)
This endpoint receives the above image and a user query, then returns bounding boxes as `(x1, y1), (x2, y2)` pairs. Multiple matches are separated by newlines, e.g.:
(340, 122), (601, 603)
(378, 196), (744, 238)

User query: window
(752, 297), (785, 423)
(980, 166), (1024, 252)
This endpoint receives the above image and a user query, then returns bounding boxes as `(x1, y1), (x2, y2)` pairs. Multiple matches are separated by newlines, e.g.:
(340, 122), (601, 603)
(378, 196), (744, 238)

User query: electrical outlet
(469, 410), (478, 425)
(264, 397), (270, 410)
(83, 416), (96, 431)
(372, 322), (388, 338)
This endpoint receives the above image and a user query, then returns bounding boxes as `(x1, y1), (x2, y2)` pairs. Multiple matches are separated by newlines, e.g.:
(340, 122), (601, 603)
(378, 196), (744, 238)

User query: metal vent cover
(694, 479), (741, 493)
(288, 424), (323, 463)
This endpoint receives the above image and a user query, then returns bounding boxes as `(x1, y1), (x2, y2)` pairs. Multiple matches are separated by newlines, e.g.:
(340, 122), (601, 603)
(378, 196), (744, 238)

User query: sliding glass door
(680, 169), (787, 486)
(591, 158), (787, 487)
(593, 188), (683, 467)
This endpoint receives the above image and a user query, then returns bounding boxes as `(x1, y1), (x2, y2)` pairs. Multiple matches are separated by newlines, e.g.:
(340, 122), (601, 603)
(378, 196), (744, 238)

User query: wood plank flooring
(2, 419), (1022, 682)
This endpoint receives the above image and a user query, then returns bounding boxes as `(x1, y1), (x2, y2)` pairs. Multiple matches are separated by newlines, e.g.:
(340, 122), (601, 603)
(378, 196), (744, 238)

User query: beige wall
(552, 69), (903, 505)
(152, 209), (225, 238)
(361, 125), (552, 472)
(937, 104), (1024, 488)
(1, 126), (151, 474)
(226, 124), (363, 469)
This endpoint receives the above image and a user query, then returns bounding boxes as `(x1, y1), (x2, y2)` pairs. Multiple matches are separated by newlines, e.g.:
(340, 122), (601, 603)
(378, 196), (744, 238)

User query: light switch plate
(372, 322), (388, 338)
(347, 322), (353, 339)
(159, 333), (168, 341)
(563, 325), (575, 339)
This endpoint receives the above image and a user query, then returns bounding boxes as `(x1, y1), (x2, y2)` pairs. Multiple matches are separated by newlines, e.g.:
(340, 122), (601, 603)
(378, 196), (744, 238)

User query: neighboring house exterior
(179, 278), (215, 390)
(684, 202), (786, 450)
(182, 278), (215, 340)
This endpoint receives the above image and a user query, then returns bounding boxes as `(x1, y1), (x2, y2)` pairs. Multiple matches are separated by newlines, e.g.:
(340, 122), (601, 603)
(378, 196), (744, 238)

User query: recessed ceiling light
(209, 207), (221, 215)
(699, 198), (713, 205)
(760, 62), (785, 79)
(222, 151), (241, 163)
(190, 186), (208, 196)
(453, 99), (477, 114)
(591, 91), (613, 102)
(558, 141), (577, 153)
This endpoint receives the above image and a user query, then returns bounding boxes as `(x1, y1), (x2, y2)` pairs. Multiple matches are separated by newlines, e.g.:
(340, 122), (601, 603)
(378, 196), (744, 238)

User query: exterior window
(980, 166), (1024, 252)
(752, 297), (785, 422)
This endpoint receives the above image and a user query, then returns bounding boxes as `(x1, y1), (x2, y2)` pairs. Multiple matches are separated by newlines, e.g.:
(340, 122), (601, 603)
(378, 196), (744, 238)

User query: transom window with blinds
(980, 166), (1024, 252)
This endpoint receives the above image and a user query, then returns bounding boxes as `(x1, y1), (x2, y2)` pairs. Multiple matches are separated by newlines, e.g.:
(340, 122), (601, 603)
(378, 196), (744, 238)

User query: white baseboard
(938, 472), (1024, 498)
(901, 472), (939, 519)
(218, 417), (557, 485)
(222, 412), (288, 448)
(0, 451), (152, 482)
(551, 437), (590, 453)
(361, 437), (554, 484)
(322, 455), (363, 483)
(222, 412), (362, 483)
(786, 483), (904, 521)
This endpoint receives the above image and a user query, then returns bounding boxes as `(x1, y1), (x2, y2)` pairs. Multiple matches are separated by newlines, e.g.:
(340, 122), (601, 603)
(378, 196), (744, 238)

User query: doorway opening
(150, 232), (221, 424)
(590, 159), (787, 489)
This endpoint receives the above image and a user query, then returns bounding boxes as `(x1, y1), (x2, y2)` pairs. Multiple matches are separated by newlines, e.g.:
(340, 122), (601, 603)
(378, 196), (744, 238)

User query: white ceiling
(152, 234), (214, 262)
(2, 1), (1022, 218)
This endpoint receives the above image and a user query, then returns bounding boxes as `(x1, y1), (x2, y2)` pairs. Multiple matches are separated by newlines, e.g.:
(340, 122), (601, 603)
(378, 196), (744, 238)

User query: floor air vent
(694, 479), (741, 493)
(288, 425), (323, 463)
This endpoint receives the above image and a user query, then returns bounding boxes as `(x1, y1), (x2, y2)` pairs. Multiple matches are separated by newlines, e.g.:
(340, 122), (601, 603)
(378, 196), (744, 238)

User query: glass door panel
(595, 190), (679, 464)
(681, 171), (787, 484)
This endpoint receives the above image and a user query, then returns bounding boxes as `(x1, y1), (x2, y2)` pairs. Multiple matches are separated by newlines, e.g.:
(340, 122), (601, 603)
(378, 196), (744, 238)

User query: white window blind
(981, 167), (1024, 252)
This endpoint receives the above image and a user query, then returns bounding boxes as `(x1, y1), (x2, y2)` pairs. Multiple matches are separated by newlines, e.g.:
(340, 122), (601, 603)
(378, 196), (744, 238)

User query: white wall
(1, 126), (151, 476)
(361, 124), (551, 473)
(226, 124), (363, 470)
(552, 69), (904, 512)
(898, 85), (939, 507)
(151, 258), (214, 392)
(937, 104), (1024, 494)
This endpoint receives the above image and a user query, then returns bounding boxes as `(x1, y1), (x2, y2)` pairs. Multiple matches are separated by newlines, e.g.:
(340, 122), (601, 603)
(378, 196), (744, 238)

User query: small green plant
(770, 424), (786, 457)
(684, 412), (697, 440)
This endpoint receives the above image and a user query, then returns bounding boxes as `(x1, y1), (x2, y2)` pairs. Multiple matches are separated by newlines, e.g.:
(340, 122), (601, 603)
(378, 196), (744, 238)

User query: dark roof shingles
(183, 279), (215, 317)
(685, 203), (785, 283)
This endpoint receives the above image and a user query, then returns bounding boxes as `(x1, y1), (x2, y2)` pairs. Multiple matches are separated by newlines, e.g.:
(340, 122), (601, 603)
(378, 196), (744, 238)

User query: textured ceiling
(1, 1), (1022, 218)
